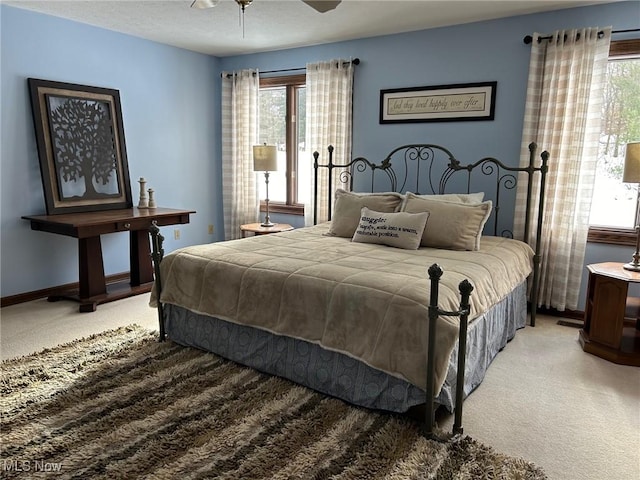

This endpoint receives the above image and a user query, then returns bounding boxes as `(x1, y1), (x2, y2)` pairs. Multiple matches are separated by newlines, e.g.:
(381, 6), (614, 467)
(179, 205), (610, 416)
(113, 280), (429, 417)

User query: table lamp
(622, 141), (640, 271)
(253, 144), (278, 227)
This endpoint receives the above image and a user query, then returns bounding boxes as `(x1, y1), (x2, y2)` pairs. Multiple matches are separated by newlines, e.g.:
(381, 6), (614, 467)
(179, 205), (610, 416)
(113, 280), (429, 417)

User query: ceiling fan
(190, 0), (342, 14)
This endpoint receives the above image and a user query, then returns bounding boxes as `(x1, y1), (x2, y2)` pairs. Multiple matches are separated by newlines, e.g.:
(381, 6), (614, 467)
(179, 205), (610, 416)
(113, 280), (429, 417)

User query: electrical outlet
(174, 229), (180, 240)
(208, 224), (214, 235)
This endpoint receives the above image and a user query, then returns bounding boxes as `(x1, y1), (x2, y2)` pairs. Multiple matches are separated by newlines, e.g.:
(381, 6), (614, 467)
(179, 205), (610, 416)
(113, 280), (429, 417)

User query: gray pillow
(401, 194), (492, 250)
(400, 191), (485, 208)
(352, 207), (429, 250)
(327, 189), (405, 238)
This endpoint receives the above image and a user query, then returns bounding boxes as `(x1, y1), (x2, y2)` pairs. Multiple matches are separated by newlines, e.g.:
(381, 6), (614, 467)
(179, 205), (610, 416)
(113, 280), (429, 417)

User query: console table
(580, 262), (640, 366)
(22, 207), (195, 312)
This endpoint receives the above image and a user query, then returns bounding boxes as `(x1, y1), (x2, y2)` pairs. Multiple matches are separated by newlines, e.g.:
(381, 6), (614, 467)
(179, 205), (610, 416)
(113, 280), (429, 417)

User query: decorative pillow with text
(352, 207), (429, 250)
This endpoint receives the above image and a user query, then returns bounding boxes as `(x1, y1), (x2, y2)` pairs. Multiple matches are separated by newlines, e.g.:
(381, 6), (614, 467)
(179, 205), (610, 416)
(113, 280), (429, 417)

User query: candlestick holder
(148, 188), (156, 209)
(137, 177), (148, 209)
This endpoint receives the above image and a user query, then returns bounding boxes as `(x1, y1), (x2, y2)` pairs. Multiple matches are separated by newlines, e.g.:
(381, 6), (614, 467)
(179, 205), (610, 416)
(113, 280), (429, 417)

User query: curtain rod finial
(523, 35), (533, 45)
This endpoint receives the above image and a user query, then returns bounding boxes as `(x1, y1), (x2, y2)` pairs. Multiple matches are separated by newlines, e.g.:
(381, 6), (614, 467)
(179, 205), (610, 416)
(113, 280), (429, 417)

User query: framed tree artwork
(28, 78), (132, 215)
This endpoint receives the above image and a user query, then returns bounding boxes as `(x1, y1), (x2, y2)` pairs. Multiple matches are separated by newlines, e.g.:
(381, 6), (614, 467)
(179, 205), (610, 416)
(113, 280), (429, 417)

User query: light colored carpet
(1, 295), (639, 480)
(1, 325), (547, 479)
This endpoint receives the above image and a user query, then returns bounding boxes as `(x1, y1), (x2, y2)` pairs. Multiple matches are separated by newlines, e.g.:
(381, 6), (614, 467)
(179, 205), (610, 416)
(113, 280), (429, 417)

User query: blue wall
(1, 1), (639, 307)
(1, 5), (221, 297)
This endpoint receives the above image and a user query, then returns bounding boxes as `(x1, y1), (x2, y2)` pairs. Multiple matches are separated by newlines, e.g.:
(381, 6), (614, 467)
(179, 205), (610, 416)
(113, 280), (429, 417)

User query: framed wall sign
(28, 78), (132, 215)
(379, 81), (497, 123)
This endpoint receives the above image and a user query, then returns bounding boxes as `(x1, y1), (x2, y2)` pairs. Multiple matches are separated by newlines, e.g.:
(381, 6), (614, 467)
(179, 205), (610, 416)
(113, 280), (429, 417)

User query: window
(588, 39), (640, 245)
(257, 74), (306, 215)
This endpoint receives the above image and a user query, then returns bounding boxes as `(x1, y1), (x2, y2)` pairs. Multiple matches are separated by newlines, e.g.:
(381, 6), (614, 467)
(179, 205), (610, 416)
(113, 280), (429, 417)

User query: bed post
(313, 151), (319, 225)
(531, 149), (549, 327)
(427, 264), (474, 438)
(149, 221), (166, 341)
(524, 143), (549, 327)
(453, 279), (473, 435)
(425, 264), (442, 439)
(327, 145), (334, 221)
(313, 146), (339, 225)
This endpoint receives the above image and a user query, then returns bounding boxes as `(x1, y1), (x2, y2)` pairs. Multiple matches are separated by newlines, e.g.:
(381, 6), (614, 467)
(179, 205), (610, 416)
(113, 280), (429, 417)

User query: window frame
(587, 38), (640, 246)
(258, 74), (306, 216)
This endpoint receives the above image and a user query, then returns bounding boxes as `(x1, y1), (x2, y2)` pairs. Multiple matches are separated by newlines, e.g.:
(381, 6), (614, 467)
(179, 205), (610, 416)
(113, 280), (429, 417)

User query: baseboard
(0, 272), (131, 308)
(537, 306), (638, 329)
(536, 305), (585, 321)
(535, 305), (585, 328)
(556, 318), (584, 329)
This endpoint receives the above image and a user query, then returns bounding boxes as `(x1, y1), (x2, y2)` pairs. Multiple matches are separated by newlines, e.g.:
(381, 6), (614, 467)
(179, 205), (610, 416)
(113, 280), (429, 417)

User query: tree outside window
(588, 39), (640, 244)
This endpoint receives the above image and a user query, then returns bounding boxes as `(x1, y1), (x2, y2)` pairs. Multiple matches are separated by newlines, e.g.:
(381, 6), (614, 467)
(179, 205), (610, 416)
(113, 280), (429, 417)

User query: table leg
(130, 230), (154, 286)
(79, 236), (106, 299)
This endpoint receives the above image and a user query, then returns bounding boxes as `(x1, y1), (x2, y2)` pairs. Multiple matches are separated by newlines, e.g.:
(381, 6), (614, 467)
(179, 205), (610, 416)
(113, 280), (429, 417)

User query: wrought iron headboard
(312, 142), (549, 325)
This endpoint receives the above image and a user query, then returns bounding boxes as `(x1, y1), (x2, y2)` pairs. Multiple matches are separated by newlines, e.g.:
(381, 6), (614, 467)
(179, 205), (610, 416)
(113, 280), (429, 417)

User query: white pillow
(327, 189), (405, 238)
(401, 195), (492, 251)
(352, 207), (429, 250)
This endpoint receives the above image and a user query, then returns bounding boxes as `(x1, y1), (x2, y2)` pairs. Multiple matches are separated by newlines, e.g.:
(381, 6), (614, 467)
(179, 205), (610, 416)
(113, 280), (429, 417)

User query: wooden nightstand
(240, 223), (293, 238)
(580, 262), (640, 366)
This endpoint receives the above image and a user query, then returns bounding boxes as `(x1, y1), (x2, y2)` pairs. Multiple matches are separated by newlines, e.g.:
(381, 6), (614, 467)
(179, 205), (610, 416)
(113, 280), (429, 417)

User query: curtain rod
(523, 28), (640, 44)
(221, 58), (360, 78)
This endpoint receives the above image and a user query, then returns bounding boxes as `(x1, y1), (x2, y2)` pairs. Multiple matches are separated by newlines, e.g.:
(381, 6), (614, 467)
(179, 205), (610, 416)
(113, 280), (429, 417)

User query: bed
(149, 142), (548, 438)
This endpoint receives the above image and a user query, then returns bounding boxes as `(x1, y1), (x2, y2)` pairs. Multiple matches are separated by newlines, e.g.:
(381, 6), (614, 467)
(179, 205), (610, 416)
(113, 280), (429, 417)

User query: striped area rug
(1, 325), (547, 479)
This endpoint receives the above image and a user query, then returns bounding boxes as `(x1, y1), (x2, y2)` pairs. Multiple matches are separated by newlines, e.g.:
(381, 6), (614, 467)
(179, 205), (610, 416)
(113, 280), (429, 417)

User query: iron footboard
(425, 263), (473, 439)
(149, 221), (166, 342)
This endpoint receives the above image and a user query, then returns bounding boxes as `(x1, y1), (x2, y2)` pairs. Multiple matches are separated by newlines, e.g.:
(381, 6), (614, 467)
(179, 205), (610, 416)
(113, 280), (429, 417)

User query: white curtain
(303, 59), (355, 226)
(514, 27), (611, 311)
(221, 69), (260, 240)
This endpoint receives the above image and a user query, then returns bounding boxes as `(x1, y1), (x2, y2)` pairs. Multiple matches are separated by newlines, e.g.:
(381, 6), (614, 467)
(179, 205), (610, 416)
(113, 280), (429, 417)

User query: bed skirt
(163, 281), (527, 413)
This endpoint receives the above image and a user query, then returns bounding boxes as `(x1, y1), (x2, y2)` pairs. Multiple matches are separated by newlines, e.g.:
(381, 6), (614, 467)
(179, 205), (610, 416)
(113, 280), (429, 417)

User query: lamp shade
(253, 145), (278, 172)
(622, 142), (640, 183)
(191, 0), (220, 8)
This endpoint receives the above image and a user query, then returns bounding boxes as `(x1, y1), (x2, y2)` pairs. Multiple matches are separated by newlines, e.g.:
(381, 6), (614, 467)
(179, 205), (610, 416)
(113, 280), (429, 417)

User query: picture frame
(28, 78), (132, 215)
(379, 81), (497, 124)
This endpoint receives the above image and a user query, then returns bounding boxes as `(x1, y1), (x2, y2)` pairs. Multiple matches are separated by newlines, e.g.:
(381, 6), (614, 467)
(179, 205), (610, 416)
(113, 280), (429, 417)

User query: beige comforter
(153, 223), (533, 393)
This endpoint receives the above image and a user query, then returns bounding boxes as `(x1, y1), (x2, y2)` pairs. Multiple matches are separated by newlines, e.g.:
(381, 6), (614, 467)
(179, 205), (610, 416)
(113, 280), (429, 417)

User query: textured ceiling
(4, 0), (616, 56)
